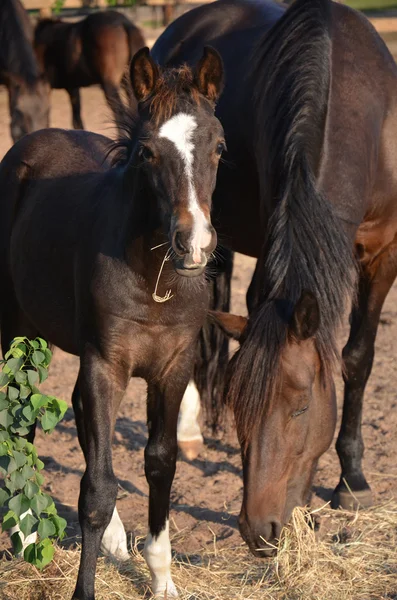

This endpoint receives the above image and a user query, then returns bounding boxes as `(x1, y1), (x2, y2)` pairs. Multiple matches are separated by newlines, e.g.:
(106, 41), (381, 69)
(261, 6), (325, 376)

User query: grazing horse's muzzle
(239, 512), (282, 558)
(171, 224), (217, 277)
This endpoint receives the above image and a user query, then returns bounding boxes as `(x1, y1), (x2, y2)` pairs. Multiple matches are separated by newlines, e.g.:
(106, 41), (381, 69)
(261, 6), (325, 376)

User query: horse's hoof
(178, 438), (203, 461)
(152, 580), (179, 598)
(331, 487), (373, 511)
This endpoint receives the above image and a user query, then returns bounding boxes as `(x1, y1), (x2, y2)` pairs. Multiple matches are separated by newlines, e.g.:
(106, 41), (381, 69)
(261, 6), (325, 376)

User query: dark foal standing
(154, 0), (397, 554)
(0, 0), (50, 142)
(34, 11), (145, 129)
(0, 47), (225, 599)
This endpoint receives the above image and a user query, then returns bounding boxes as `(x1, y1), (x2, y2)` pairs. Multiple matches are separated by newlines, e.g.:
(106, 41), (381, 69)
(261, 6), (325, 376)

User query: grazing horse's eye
(291, 405), (309, 419)
(216, 141), (226, 156)
(139, 145), (154, 162)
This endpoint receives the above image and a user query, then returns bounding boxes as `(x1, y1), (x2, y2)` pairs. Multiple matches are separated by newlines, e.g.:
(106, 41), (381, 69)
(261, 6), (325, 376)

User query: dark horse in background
(0, 0), (50, 142)
(153, 0), (397, 555)
(0, 44), (225, 598)
(34, 11), (145, 129)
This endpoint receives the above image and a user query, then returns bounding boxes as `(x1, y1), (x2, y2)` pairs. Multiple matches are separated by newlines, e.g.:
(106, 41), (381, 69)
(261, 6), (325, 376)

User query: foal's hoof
(331, 488), (373, 511)
(178, 438), (203, 461)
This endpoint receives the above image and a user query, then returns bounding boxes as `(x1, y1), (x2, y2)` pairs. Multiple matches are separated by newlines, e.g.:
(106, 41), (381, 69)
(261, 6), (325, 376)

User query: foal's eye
(139, 145), (154, 162)
(216, 141), (226, 156)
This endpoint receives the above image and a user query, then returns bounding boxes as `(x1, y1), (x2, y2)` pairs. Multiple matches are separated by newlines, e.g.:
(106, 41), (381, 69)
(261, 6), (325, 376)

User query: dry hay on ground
(1, 501), (396, 600)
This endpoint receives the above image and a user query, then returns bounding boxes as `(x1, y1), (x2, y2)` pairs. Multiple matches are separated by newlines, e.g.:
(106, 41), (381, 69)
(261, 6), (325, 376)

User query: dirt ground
(0, 58), (396, 571)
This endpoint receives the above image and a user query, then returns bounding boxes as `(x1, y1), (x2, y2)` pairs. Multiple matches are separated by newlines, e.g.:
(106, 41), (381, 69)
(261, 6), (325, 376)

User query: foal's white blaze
(159, 113), (212, 263)
(177, 380), (203, 443)
(10, 509), (37, 556)
(144, 519), (178, 597)
(101, 506), (129, 561)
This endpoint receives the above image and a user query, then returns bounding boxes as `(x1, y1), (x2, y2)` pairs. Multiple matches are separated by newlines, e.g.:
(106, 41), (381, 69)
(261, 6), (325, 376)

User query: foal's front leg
(72, 350), (130, 600)
(144, 368), (192, 597)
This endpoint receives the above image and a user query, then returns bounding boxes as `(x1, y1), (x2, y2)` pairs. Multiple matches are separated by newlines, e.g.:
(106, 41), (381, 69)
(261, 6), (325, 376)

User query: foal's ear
(209, 310), (247, 342)
(289, 291), (320, 341)
(194, 46), (224, 103)
(130, 47), (160, 102)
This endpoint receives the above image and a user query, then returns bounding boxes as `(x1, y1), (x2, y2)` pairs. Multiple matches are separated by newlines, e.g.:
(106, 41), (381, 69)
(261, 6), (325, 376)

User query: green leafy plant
(52, 0), (65, 14)
(0, 337), (68, 569)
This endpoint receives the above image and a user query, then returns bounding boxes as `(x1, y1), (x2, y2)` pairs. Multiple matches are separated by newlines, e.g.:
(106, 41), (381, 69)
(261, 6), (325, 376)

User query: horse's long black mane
(0, 0), (39, 84)
(228, 0), (356, 445)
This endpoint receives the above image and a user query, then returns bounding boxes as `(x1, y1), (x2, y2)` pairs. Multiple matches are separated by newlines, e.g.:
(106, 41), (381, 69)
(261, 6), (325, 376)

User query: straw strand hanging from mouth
(151, 244), (174, 303)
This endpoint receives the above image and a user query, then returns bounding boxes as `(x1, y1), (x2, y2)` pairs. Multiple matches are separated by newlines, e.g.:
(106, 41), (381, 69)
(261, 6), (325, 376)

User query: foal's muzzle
(171, 225), (217, 278)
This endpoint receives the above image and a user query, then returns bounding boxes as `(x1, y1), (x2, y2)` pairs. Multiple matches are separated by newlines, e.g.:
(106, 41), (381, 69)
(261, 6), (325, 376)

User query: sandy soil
(0, 72), (396, 565)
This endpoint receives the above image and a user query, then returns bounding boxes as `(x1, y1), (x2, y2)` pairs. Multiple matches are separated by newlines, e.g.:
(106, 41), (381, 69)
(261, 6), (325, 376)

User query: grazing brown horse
(0, 0), (50, 142)
(34, 11), (145, 129)
(0, 47), (225, 598)
(153, 0), (397, 556)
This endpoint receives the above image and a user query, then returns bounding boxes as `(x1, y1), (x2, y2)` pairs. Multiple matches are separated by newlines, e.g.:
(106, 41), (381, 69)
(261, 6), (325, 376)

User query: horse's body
(0, 0), (50, 142)
(0, 48), (225, 599)
(153, 0), (397, 554)
(34, 11), (145, 129)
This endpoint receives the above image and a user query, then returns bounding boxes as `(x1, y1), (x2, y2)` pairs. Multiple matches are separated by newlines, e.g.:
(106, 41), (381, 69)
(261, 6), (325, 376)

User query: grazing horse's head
(211, 291), (337, 556)
(129, 47), (224, 277)
(8, 76), (50, 143)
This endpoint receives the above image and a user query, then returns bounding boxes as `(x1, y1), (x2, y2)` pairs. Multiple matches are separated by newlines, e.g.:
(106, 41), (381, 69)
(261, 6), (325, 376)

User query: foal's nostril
(173, 230), (190, 256)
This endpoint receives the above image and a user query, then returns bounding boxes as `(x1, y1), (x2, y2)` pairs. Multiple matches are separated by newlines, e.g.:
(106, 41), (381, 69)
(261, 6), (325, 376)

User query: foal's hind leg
(72, 376), (129, 562)
(144, 363), (193, 597)
(73, 352), (130, 600)
(332, 238), (397, 510)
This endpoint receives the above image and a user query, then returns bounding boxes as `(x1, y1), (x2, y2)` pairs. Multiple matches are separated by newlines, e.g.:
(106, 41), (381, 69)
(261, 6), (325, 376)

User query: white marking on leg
(101, 506), (129, 561)
(178, 380), (203, 443)
(10, 509), (37, 557)
(159, 113), (211, 263)
(144, 519), (178, 598)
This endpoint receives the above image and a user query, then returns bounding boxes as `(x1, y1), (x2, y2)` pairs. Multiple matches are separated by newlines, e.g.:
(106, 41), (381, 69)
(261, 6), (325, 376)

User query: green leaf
(30, 493), (48, 517)
(22, 463), (35, 480)
(14, 437), (27, 450)
(11, 531), (23, 555)
(2, 510), (18, 531)
(51, 515), (67, 539)
(28, 340), (39, 350)
(10, 470), (28, 490)
(0, 487), (10, 506)
(0, 372), (9, 387)
(13, 450), (27, 469)
(24, 542), (37, 564)
(0, 430), (9, 442)
(6, 357), (23, 374)
(30, 394), (48, 411)
(31, 351), (45, 367)
(36, 458), (45, 471)
(35, 472), (44, 486)
(0, 442), (8, 456)
(19, 384), (31, 399)
(15, 371), (27, 385)
(0, 409), (13, 429)
(41, 410), (59, 432)
(38, 517), (56, 538)
(19, 512), (38, 537)
(24, 480), (40, 499)
(22, 404), (35, 423)
(0, 454), (12, 474)
(36, 538), (55, 569)
(27, 370), (39, 388)
(38, 339), (48, 350)
(9, 493), (30, 517)
(53, 398), (68, 419)
(8, 386), (19, 401)
(44, 348), (52, 364)
(45, 501), (57, 516)
(37, 366), (48, 384)
(0, 397), (8, 411)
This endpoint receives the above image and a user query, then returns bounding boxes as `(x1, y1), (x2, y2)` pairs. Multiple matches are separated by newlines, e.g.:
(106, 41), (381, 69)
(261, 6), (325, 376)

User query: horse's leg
(73, 352), (130, 600)
(71, 376), (129, 561)
(101, 81), (124, 129)
(67, 88), (84, 130)
(144, 367), (192, 597)
(332, 240), (397, 510)
(177, 379), (203, 461)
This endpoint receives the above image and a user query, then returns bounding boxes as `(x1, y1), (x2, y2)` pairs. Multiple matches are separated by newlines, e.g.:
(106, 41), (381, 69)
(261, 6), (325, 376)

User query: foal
(34, 11), (145, 129)
(0, 47), (225, 599)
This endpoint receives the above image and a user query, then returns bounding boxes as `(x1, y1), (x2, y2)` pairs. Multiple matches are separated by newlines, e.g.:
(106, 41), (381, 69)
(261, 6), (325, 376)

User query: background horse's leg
(144, 366), (192, 598)
(71, 377), (129, 562)
(177, 379), (203, 461)
(73, 352), (130, 600)
(67, 88), (84, 130)
(333, 239), (397, 510)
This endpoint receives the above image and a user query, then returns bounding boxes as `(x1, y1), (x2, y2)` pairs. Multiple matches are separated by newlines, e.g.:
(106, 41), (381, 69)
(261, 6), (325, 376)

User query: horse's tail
(194, 246), (234, 431)
(227, 0), (356, 445)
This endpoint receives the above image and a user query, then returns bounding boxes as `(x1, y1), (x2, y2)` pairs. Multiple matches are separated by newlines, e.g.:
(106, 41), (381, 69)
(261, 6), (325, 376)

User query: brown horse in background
(0, 0), (50, 142)
(153, 0), (397, 556)
(34, 11), (145, 129)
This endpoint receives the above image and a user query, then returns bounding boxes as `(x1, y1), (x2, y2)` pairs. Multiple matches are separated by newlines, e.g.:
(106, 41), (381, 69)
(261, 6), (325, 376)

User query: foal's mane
(110, 65), (202, 165)
(0, 0), (39, 85)
(227, 0), (356, 445)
